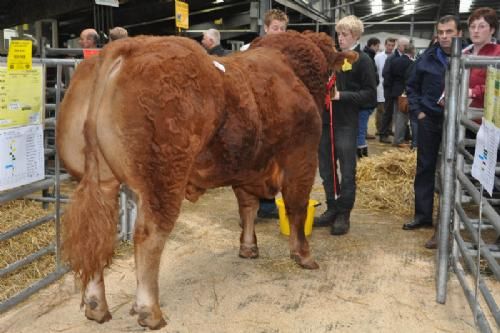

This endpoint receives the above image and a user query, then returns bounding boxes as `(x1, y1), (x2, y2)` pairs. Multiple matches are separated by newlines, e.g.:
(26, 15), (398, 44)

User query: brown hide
(58, 32), (354, 327)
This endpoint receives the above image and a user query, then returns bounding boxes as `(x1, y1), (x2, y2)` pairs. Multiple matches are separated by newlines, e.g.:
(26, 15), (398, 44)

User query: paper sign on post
(7, 40), (32, 71)
(0, 124), (44, 191)
(175, 0), (189, 29)
(471, 118), (500, 196)
(0, 64), (44, 129)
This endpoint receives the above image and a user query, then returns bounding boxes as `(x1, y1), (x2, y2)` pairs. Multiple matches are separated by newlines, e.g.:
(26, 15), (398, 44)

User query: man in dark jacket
(379, 37), (410, 143)
(386, 43), (415, 146)
(201, 28), (230, 56)
(315, 15), (377, 235)
(404, 15), (462, 241)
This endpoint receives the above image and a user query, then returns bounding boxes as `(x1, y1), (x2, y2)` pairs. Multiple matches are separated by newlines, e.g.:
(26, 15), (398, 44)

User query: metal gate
(0, 57), (77, 313)
(437, 37), (500, 332)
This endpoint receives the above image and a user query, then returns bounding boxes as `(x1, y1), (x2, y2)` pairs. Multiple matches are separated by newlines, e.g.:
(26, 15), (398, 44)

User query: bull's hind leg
(129, 189), (184, 330)
(281, 151), (319, 270)
(84, 272), (112, 323)
(233, 187), (259, 258)
(74, 179), (120, 323)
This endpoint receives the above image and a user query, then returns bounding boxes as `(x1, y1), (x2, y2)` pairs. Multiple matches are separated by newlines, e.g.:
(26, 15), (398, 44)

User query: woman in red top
(463, 7), (500, 108)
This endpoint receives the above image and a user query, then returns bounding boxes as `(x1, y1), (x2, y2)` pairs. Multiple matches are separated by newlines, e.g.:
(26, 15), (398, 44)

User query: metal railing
(437, 37), (500, 332)
(0, 57), (78, 314)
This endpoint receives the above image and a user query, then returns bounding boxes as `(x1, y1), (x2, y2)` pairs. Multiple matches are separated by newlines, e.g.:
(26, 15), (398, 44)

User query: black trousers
(414, 114), (443, 223)
(379, 95), (395, 137)
(318, 124), (358, 213)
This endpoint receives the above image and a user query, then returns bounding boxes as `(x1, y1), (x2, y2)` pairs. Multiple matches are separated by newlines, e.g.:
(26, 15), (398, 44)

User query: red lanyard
(325, 74), (339, 197)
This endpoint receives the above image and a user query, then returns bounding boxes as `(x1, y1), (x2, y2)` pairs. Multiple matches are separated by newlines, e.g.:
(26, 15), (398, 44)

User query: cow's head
(301, 31), (358, 73)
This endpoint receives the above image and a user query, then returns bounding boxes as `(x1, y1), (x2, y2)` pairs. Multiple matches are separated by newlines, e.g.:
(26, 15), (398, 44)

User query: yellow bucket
(275, 198), (318, 236)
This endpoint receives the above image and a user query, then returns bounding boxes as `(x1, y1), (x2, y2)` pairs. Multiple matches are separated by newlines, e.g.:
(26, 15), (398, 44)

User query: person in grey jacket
(315, 15), (377, 235)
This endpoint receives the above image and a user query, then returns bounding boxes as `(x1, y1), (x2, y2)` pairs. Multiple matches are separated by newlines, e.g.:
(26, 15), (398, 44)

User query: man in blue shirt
(403, 15), (462, 248)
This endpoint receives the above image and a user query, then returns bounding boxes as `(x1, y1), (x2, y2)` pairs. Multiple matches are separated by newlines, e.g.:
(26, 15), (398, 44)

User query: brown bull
(57, 31), (356, 329)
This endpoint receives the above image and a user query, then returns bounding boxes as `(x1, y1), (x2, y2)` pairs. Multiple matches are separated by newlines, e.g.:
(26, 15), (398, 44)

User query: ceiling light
(459, 0), (472, 13)
(213, 0), (224, 3)
(403, 0), (415, 15)
(371, 0), (383, 14)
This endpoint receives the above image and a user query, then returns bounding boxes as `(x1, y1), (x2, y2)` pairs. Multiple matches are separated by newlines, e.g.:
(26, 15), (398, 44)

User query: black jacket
(324, 44), (377, 127)
(386, 54), (413, 97)
(406, 43), (448, 118)
(382, 50), (401, 91)
(208, 44), (230, 56)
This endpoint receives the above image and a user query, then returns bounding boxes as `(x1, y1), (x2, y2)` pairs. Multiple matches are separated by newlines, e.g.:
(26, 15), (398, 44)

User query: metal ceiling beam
(359, 0), (419, 21)
(123, 1), (251, 29)
(434, 0), (447, 22)
(364, 3), (438, 28)
(274, 0), (329, 23)
(326, 0), (361, 10)
(288, 20), (440, 26)
(0, 0), (90, 29)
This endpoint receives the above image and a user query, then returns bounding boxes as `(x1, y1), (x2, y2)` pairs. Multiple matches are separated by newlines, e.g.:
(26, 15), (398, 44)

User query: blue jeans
(357, 108), (374, 147)
(318, 125), (358, 213)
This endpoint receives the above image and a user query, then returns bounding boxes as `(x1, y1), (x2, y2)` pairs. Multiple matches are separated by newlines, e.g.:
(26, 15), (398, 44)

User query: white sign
(95, 0), (119, 7)
(0, 124), (44, 191)
(471, 119), (500, 196)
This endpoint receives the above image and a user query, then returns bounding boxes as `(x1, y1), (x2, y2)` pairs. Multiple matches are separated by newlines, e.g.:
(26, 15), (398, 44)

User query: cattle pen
(0, 35), (499, 333)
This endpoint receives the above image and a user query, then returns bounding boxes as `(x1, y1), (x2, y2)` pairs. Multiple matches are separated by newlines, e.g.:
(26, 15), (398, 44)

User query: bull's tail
(62, 149), (118, 288)
(62, 56), (122, 288)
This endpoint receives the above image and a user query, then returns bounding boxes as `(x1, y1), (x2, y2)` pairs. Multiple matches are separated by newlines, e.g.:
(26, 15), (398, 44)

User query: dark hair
(367, 37), (380, 47)
(438, 15), (461, 31)
(468, 7), (498, 34)
(385, 37), (396, 44)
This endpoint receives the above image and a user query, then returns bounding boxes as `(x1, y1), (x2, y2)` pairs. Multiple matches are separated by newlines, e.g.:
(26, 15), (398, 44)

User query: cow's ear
(331, 50), (358, 72)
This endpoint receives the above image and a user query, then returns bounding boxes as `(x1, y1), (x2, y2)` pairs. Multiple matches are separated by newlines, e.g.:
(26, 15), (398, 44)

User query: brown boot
(424, 224), (438, 249)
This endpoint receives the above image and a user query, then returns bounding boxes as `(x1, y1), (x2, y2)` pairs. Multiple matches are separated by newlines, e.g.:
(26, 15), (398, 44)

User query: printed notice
(0, 124), (44, 191)
(7, 40), (32, 71)
(0, 64), (44, 129)
(471, 119), (500, 196)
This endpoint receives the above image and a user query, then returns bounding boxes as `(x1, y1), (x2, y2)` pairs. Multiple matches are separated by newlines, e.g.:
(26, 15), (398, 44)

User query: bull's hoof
(290, 253), (319, 270)
(84, 301), (112, 324)
(130, 304), (167, 330)
(239, 244), (259, 259)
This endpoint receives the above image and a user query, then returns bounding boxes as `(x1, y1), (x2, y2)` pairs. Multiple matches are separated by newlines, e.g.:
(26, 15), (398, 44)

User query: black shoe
(313, 209), (336, 228)
(402, 220), (433, 230)
(331, 212), (350, 235)
(379, 136), (392, 144)
(357, 148), (363, 159)
(257, 208), (279, 219)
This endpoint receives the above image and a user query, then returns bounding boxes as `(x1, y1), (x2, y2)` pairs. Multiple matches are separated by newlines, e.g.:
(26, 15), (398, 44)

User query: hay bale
(355, 149), (417, 216)
(0, 200), (57, 301)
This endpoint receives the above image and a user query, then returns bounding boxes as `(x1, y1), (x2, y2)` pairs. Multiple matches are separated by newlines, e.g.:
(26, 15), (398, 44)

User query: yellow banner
(7, 40), (32, 71)
(175, 0), (189, 29)
(0, 64), (44, 129)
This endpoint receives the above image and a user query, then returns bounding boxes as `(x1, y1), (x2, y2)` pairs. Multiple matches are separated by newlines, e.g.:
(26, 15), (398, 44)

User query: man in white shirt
(374, 37), (396, 139)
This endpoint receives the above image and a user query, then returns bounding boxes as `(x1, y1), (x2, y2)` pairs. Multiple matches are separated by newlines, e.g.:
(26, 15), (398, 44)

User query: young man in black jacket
(315, 15), (377, 235)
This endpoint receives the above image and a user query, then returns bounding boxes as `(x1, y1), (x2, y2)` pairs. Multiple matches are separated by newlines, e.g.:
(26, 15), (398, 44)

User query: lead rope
(325, 73), (339, 198)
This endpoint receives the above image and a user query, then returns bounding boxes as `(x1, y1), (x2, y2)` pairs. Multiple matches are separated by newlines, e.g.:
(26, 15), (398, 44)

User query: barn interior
(0, 0), (499, 55)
